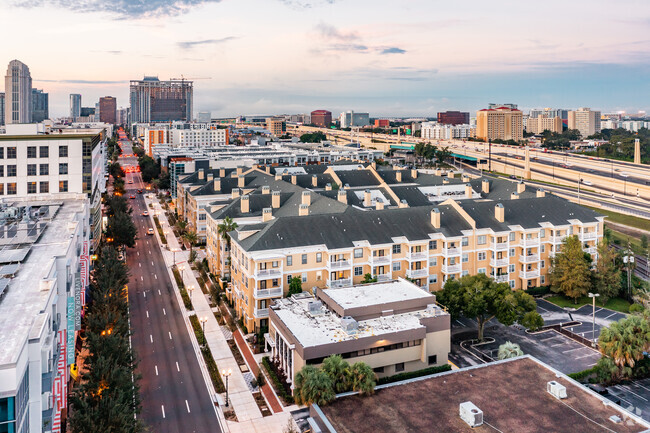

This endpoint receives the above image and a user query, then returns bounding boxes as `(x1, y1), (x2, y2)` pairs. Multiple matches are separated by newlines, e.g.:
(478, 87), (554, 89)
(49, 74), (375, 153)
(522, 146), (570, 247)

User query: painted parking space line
(562, 347), (584, 353)
(619, 386), (649, 402)
(538, 337), (556, 342)
(604, 312), (618, 320)
(574, 353), (598, 360)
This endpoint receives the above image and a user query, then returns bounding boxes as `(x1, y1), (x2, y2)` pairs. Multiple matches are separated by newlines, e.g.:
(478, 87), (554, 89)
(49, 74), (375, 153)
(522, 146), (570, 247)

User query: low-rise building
(421, 122), (472, 140)
(268, 279), (450, 389)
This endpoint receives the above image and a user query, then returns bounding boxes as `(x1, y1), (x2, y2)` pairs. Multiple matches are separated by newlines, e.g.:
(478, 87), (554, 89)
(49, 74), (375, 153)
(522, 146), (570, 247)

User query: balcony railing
(586, 247), (597, 255)
(490, 258), (509, 267)
(370, 255), (391, 265)
(442, 264), (461, 274)
(407, 268), (428, 278)
(254, 307), (269, 318)
(407, 251), (428, 261)
(520, 270), (540, 279)
(518, 239), (539, 248)
(443, 248), (461, 256)
(552, 235), (569, 244)
(255, 268), (282, 278)
(254, 286), (283, 298)
(327, 260), (351, 270)
(328, 278), (352, 288)
(376, 274), (392, 282)
(519, 254), (539, 263)
(493, 275), (509, 283)
(580, 232), (598, 240)
(491, 241), (508, 251)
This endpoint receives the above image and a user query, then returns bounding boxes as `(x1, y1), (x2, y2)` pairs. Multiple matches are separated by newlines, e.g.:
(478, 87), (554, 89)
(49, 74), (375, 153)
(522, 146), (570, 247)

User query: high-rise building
(526, 115), (563, 134)
(310, 110), (332, 128)
(4, 60), (32, 124)
(31, 88), (49, 122)
(476, 106), (523, 141)
(266, 117), (286, 136)
(99, 96), (117, 124)
(437, 111), (470, 125)
(70, 94), (81, 120)
(568, 107), (601, 138)
(0, 92), (5, 126)
(129, 76), (193, 124)
(339, 110), (370, 128)
(116, 107), (129, 125)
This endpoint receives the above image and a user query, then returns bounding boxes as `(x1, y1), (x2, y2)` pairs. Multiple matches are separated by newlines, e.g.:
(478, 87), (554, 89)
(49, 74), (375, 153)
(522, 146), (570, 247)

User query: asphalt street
(118, 137), (221, 433)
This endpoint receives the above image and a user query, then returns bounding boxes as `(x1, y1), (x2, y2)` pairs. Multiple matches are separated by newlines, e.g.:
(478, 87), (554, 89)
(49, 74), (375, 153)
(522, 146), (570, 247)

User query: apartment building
(140, 123), (228, 156)
(421, 122), (472, 140)
(526, 115), (563, 134)
(476, 106), (523, 142)
(437, 111), (470, 125)
(268, 279), (450, 389)
(0, 196), (90, 433)
(568, 107), (601, 138)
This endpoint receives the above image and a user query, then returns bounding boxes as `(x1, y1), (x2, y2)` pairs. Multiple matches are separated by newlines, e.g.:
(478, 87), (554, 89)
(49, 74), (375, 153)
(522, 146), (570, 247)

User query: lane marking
(155, 274), (157, 280)
(539, 337), (555, 342)
(137, 251), (139, 256)
(185, 400), (190, 413)
(146, 311), (149, 318)
(550, 343), (565, 347)
(140, 276), (143, 281)
(537, 306), (549, 313)
(562, 347), (583, 353)
(604, 312), (617, 320)
(152, 261), (154, 266)
(163, 308), (166, 315)
(161, 405), (165, 419)
(176, 362), (180, 372)
(575, 353), (598, 360)
(149, 250), (151, 254)
(155, 365), (158, 376)
(139, 263), (141, 268)
(455, 320), (464, 326)
(620, 385), (649, 401)
(143, 292), (146, 298)
(150, 334), (153, 343)
(169, 332), (172, 340)
(158, 289), (161, 295)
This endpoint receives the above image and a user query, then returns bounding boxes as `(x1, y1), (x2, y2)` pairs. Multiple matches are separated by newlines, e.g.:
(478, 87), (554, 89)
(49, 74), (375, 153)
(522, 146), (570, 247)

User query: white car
(582, 180), (592, 186)
(147, 228), (154, 235)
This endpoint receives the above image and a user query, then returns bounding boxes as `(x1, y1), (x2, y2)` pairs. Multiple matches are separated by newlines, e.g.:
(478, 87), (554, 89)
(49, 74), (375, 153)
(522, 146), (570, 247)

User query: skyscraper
(0, 92), (5, 126)
(568, 107), (601, 138)
(70, 93), (81, 120)
(99, 96), (117, 124)
(31, 88), (49, 122)
(4, 60), (32, 124)
(129, 76), (193, 124)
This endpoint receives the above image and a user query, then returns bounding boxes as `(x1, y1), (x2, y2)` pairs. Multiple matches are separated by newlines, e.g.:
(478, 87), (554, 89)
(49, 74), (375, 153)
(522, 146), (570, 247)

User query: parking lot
(536, 299), (626, 342)
(607, 378), (650, 422)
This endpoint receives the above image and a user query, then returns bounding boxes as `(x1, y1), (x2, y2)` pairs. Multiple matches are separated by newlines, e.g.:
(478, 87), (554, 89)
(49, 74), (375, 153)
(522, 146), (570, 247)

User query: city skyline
(1, 0), (649, 117)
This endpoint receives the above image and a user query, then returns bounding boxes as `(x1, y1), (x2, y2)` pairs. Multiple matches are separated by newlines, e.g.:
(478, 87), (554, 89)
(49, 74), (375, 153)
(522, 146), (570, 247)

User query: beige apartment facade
(476, 106), (523, 141)
(568, 107), (601, 138)
(526, 115), (563, 134)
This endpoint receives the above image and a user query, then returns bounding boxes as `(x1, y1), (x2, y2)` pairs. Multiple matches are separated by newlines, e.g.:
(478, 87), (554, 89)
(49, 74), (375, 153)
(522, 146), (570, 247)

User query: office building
(374, 119), (390, 128)
(568, 108), (601, 138)
(79, 107), (94, 118)
(266, 117), (286, 136)
(69, 94), (81, 121)
(129, 76), (193, 124)
(437, 111), (470, 125)
(0, 196), (90, 433)
(198, 111), (211, 123)
(4, 60), (32, 124)
(268, 279), (450, 389)
(421, 122), (472, 140)
(476, 106), (523, 141)
(116, 107), (129, 125)
(310, 110), (332, 128)
(0, 92), (5, 126)
(526, 115), (563, 134)
(339, 110), (370, 128)
(31, 89), (49, 123)
(99, 96), (117, 124)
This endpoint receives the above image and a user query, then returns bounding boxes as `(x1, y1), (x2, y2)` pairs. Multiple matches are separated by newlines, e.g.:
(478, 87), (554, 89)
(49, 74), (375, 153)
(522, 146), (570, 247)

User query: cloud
(12, 0), (222, 18)
(327, 44), (368, 52)
(177, 37), (237, 49)
(316, 22), (359, 41)
(380, 47), (406, 55)
(33, 79), (127, 84)
(279, 0), (335, 9)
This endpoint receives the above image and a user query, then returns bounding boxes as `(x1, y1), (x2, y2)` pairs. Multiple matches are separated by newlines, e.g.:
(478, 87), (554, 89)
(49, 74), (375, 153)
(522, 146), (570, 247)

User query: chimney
(396, 171), (402, 182)
(262, 185), (270, 194)
(399, 200), (409, 208)
(364, 189), (372, 207)
(376, 198), (385, 210)
(443, 177), (450, 184)
(337, 190), (347, 204)
(265, 166), (271, 174)
(272, 191), (281, 208)
(536, 188), (546, 198)
(302, 191), (311, 206)
(312, 175), (318, 187)
(461, 174), (469, 183)
(291, 175), (297, 185)
(198, 168), (205, 180)
(411, 168), (418, 179)
(219, 168), (226, 178)
(275, 174), (282, 181)
(262, 207), (272, 222)
(299, 203), (309, 216)
(207, 173), (214, 182)
(465, 184), (473, 198)
(517, 181), (525, 194)
(431, 208), (440, 228)
(371, 161), (377, 169)
(511, 192), (519, 200)
(325, 183), (332, 191)
(231, 188), (240, 199)
(343, 184), (350, 190)
(434, 169), (442, 176)
(482, 179), (490, 194)
(237, 167), (243, 176)
(214, 178), (221, 192)
(241, 195), (250, 213)
(495, 203), (504, 222)
(238, 176), (245, 188)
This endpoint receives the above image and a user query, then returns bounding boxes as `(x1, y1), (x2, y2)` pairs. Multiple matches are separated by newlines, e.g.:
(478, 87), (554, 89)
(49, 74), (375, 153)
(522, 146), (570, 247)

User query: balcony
(370, 255), (390, 265)
(254, 286), (283, 298)
(490, 258), (509, 267)
(255, 268), (282, 279)
(442, 264), (461, 274)
(518, 238), (539, 248)
(580, 232), (598, 241)
(586, 247), (597, 255)
(519, 254), (539, 263)
(376, 274), (392, 282)
(491, 241), (508, 251)
(327, 260), (351, 270)
(519, 269), (540, 279)
(443, 248), (461, 256)
(407, 251), (428, 261)
(328, 278), (352, 288)
(552, 235), (569, 244)
(254, 307), (269, 318)
(407, 268), (428, 279)
(494, 275), (509, 283)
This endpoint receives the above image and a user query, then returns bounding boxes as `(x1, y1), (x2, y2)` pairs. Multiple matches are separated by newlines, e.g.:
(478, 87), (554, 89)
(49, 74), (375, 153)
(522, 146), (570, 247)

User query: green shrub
(262, 356), (294, 404)
(525, 285), (551, 297)
(173, 267), (193, 310)
(568, 365), (600, 381)
(153, 216), (167, 244)
(629, 303), (645, 314)
(377, 364), (452, 385)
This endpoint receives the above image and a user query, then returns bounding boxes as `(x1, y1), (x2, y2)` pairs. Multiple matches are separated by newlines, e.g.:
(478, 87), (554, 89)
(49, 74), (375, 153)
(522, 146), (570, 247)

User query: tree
(598, 314), (650, 381)
(321, 355), (350, 393)
(106, 211), (137, 248)
(437, 273), (542, 340)
(158, 171), (171, 190)
(361, 273), (377, 284)
(521, 310), (544, 331)
(348, 362), (376, 396)
(294, 366), (335, 406)
(217, 217), (238, 278)
(642, 235), (648, 251)
(138, 155), (161, 183)
(549, 235), (592, 303)
(435, 146), (452, 166)
(182, 230), (198, 257)
(593, 240), (621, 304)
(286, 276), (303, 297)
(498, 341), (524, 360)
(108, 162), (125, 180)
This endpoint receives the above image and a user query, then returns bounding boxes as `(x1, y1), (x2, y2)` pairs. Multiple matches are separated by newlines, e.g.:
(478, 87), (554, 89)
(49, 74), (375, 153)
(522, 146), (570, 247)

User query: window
(0, 166), (3, 177)
(461, 270), (469, 276)
(428, 355), (438, 365)
(509, 280), (515, 288)
(301, 273), (307, 283)
(540, 229), (545, 238)
(429, 240), (437, 250)
(286, 274), (292, 285)
(27, 164), (36, 176)
(429, 274), (438, 284)
(39, 164), (49, 175)
(509, 232), (516, 241)
(316, 271), (322, 281)
(478, 252), (486, 261)
(395, 362), (405, 373)
(541, 275), (546, 284)
(354, 266), (363, 276)
(27, 146), (36, 158)
(541, 245), (545, 253)
(354, 248), (363, 258)
(462, 237), (469, 247)
(392, 262), (401, 271)
(271, 279), (279, 287)
(7, 165), (16, 177)
(6, 147), (16, 159)
(509, 248), (515, 257)
(508, 264), (515, 273)
(59, 180), (68, 192)
(27, 182), (36, 194)
(392, 244), (401, 254)
(59, 163), (68, 175)
(59, 145), (68, 157)
(0, 184), (4, 195)
(462, 253), (469, 263)
(477, 235), (487, 245)
(540, 260), (545, 268)
(301, 254), (307, 265)
(372, 366), (384, 373)
(7, 183), (16, 195)
(271, 260), (279, 268)
(286, 256), (293, 267)
(40, 182), (49, 193)
(316, 253), (322, 263)
(478, 268), (486, 274)
(0, 148), (3, 159)
(429, 257), (437, 267)
(39, 146), (49, 158)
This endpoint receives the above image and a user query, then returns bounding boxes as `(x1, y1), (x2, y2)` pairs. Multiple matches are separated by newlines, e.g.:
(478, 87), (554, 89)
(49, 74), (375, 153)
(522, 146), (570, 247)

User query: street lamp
(199, 316), (208, 347)
(188, 285), (195, 299)
(623, 246), (635, 301)
(178, 265), (185, 282)
(588, 293), (600, 347)
(221, 368), (232, 407)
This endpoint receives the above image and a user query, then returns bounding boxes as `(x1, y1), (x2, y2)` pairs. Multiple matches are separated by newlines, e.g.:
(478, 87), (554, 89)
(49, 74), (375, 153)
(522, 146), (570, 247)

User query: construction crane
(170, 75), (212, 82)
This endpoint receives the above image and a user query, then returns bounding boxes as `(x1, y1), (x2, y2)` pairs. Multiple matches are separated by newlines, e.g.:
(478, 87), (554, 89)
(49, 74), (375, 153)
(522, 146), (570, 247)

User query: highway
(117, 135), (221, 433)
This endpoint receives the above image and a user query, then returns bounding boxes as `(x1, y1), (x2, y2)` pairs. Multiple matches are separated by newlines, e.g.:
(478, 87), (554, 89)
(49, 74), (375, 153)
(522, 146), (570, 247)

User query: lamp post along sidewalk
(588, 293), (599, 347)
(221, 368), (232, 407)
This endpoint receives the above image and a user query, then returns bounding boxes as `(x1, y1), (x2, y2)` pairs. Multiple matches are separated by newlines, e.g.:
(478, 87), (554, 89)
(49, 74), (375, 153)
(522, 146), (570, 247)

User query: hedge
(262, 356), (294, 404)
(189, 315), (225, 393)
(153, 216), (167, 244)
(173, 267), (193, 310)
(525, 285), (551, 297)
(568, 365), (599, 381)
(377, 364), (452, 385)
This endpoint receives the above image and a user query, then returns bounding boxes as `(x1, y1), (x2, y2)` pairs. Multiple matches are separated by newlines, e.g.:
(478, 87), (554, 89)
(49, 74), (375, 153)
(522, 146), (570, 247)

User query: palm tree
(176, 219), (187, 235)
(321, 355), (351, 393)
(181, 230), (198, 260)
(217, 216), (238, 279)
(348, 362), (376, 396)
(296, 368), (335, 406)
(598, 315), (650, 371)
(497, 341), (524, 360)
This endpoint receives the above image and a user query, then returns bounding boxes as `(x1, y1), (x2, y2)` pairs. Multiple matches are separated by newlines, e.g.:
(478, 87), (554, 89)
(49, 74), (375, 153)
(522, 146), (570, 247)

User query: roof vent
(308, 300), (324, 315)
(609, 415), (622, 424)
(340, 316), (358, 334)
(459, 402), (483, 427)
(547, 381), (567, 399)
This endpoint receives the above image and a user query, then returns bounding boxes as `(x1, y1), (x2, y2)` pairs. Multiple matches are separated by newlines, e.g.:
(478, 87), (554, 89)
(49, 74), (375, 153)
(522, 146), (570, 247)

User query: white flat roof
(324, 279), (434, 310)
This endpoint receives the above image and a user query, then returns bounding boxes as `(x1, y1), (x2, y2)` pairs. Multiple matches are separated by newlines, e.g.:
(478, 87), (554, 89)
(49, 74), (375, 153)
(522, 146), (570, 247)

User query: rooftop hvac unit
(459, 401), (483, 427)
(547, 381), (567, 399)
(340, 316), (358, 334)
(308, 300), (324, 315)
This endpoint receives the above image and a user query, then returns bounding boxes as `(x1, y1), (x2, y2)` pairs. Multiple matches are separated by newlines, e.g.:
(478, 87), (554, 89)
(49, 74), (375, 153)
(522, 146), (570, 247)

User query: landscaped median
(153, 215), (167, 244)
(545, 294), (631, 313)
(172, 266), (194, 310)
(262, 356), (294, 404)
(189, 314), (226, 393)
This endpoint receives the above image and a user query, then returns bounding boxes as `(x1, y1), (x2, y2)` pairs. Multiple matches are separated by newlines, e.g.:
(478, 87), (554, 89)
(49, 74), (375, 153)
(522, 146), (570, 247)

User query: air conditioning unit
(459, 401), (483, 427)
(547, 381), (567, 399)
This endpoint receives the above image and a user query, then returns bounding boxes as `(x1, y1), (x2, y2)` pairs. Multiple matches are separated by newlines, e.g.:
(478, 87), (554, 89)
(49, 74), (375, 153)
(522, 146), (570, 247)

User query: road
(117, 134), (221, 433)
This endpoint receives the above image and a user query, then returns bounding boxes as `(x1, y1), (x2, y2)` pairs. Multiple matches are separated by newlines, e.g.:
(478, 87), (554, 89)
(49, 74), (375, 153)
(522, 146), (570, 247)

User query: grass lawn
(545, 295), (631, 314)
(607, 228), (645, 255)
(587, 206), (650, 232)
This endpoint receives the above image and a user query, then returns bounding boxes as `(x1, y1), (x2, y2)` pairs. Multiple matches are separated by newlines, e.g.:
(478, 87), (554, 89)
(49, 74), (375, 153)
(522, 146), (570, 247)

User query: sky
(1, 0), (649, 118)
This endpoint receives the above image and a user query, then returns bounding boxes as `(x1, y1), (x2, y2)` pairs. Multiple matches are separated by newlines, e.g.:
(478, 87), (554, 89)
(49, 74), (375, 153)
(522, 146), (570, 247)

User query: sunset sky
(2, 0), (649, 117)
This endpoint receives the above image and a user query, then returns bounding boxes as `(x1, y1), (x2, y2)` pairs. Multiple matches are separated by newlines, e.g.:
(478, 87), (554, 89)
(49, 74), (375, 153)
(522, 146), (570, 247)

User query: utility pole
(488, 139), (492, 172)
(623, 244), (635, 301)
